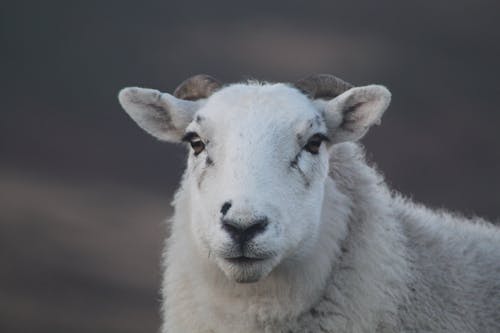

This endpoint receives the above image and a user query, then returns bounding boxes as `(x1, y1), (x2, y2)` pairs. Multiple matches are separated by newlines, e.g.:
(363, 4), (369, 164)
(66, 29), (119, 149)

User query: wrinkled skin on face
(118, 80), (390, 283)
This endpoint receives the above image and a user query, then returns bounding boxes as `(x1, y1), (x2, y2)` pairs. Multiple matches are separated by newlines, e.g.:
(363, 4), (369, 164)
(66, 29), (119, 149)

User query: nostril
(247, 218), (268, 236)
(221, 219), (240, 239)
(241, 218), (268, 242)
(220, 201), (232, 216)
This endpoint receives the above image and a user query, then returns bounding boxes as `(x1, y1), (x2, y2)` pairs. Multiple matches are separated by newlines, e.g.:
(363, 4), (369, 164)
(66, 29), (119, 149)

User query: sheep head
(118, 74), (391, 283)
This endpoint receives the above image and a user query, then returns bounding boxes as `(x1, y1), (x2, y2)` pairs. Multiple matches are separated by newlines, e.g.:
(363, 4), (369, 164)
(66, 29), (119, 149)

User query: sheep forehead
(196, 82), (320, 135)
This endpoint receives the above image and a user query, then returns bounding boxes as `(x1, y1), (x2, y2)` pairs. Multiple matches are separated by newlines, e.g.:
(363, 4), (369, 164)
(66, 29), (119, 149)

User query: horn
(173, 74), (222, 101)
(295, 74), (354, 99)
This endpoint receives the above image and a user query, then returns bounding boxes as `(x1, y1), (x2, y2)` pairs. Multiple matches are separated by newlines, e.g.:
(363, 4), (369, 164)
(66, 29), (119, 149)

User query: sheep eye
(190, 139), (205, 155)
(304, 134), (328, 155)
(182, 132), (206, 156)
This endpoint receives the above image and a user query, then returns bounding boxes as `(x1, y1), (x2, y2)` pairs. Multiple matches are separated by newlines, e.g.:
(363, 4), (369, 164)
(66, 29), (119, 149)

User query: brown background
(1, 1), (499, 332)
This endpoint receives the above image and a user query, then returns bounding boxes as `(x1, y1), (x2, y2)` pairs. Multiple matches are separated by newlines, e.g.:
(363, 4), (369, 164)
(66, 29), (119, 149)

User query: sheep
(118, 74), (500, 333)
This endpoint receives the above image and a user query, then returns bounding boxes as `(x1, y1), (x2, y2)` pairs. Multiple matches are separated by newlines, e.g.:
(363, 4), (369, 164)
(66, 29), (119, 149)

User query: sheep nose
(221, 217), (269, 244)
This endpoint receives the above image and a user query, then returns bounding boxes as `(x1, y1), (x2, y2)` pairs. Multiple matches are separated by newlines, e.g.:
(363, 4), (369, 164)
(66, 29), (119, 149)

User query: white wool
(119, 80), (500, 333)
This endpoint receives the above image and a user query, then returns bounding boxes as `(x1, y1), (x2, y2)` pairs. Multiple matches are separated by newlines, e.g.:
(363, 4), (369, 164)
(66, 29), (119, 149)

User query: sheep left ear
(321, 85), (391, 143)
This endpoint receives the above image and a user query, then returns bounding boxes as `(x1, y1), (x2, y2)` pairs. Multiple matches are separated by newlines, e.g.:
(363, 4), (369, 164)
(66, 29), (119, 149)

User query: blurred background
(1, 1), (499, 332)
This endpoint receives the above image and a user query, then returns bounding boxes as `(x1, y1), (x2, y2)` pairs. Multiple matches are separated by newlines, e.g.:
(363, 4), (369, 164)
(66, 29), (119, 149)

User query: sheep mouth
(225, 256), (267, 264)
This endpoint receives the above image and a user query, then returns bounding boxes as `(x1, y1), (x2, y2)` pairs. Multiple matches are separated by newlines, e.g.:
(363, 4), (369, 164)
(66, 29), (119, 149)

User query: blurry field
(1, 1), (499, 332)
(0, 170), (168, 333)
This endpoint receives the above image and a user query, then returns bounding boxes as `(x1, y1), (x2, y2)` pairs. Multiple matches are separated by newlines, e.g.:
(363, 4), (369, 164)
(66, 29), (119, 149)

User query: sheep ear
(118, 87), (203, 142)
(320, 85), (391, 143)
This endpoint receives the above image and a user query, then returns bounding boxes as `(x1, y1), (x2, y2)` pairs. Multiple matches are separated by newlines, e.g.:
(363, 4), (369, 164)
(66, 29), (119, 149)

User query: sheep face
(183, 84), (331, 283)
(119, 79), (391, 283)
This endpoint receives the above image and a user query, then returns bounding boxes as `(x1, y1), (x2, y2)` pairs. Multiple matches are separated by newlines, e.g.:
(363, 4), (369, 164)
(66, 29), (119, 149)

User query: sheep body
(162, 142), (500, 332)
(118, 77), (500, 333)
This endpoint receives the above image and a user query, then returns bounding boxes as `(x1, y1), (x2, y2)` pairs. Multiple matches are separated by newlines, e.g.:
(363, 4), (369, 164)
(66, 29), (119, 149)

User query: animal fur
(118, 78), (500, 333)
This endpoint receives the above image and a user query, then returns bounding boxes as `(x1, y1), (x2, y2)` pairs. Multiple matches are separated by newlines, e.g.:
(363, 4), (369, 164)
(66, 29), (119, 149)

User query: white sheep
(118, 74), (500, 333)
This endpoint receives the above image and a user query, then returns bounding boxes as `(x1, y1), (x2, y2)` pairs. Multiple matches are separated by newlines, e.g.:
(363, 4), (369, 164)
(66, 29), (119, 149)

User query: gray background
(1, 1), (499, 332)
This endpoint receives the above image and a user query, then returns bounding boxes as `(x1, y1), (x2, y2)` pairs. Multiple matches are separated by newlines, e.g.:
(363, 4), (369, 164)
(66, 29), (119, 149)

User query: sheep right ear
(118, 87), (203, 142)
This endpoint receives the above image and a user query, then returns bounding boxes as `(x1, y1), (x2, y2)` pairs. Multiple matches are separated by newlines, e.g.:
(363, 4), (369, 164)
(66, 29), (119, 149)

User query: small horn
(295, 74), (354, 99)
(173, 74), (222, 101)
